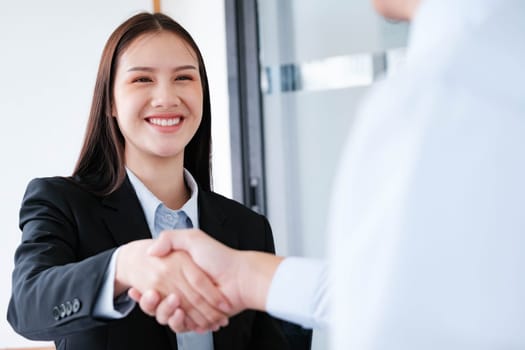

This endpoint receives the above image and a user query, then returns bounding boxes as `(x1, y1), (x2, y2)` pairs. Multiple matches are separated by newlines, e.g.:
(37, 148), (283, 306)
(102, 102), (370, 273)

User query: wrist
(114, 246), (130, 296)
(237, 251), (284, 311)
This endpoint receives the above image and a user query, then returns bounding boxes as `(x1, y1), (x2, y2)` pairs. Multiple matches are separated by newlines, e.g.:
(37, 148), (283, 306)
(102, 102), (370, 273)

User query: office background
(0, 0), (406, 348)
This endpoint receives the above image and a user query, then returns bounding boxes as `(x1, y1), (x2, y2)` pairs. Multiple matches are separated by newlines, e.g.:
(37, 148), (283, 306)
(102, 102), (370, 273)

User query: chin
(151, 146), (185, 160)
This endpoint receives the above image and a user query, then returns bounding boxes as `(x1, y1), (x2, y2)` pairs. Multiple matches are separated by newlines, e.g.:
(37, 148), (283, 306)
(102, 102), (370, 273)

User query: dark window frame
(224, 0), (267, 214)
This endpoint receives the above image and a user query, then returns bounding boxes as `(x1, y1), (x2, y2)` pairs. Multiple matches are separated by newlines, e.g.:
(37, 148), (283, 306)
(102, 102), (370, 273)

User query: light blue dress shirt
(94, 168), (213, 350)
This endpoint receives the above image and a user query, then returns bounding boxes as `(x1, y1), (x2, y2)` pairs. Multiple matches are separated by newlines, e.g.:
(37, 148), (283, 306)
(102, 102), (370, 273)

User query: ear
(111, 103), (117, 118)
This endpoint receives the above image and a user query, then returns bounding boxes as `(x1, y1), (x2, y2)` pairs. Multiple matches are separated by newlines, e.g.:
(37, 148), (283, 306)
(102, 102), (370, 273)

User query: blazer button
(65, 301), (73, 316)
(59, 304), (67, 318)
(72, 298), (81, 313)
(52, 306), (61, 321)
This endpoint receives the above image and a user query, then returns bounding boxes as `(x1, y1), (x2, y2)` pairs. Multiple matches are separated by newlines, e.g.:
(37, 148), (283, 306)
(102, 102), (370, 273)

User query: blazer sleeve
(7, 178), (115, 340)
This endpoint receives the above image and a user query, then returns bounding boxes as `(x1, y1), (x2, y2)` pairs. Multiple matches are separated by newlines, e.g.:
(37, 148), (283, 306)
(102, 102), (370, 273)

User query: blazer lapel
(100, 176), (152, 246)
(197, 190), (238, 249)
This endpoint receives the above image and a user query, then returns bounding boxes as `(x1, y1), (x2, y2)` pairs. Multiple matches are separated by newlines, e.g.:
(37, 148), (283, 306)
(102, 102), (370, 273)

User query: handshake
(114, 229), (283, 333)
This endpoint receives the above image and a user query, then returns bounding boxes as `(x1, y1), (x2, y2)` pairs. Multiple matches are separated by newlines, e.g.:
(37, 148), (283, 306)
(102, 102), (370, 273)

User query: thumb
(148, 229), (189, 256)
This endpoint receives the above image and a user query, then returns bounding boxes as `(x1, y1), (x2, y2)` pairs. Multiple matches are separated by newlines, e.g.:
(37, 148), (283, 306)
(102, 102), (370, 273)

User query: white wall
(0, 0), (231, 346)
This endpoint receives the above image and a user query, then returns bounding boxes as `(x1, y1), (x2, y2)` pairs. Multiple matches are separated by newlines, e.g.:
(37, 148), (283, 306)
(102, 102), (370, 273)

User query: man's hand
(129, 229), (284, 333)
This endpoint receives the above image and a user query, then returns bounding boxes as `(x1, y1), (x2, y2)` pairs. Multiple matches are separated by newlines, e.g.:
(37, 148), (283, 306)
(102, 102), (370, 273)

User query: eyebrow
(126, 65), (198, 72)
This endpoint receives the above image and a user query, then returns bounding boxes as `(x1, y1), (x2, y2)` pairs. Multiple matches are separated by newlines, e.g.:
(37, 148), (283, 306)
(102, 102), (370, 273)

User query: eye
(175, 75), (193, 81)
(132, 76), (153, 83)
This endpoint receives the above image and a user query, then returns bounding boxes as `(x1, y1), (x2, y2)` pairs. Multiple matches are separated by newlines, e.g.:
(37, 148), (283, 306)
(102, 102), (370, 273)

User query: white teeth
(149, 118), (181, 126)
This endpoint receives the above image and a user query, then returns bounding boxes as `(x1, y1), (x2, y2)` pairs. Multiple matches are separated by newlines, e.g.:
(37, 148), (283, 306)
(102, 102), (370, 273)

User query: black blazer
(7, 176), (289, 350)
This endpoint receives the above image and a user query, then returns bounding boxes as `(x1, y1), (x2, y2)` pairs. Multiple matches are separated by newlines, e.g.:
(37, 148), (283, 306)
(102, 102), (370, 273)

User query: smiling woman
(6, 12), (288, 350)
(0, 1), (233, 348)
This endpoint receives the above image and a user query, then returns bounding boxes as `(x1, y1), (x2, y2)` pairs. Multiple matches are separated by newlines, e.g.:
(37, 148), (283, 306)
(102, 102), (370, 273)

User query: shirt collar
(407, 0), (503, 64)
(126, 168), (200, 236)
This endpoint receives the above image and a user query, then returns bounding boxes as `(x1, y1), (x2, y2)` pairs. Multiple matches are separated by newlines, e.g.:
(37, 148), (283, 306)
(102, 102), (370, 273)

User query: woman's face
(112, 31), (203, 166)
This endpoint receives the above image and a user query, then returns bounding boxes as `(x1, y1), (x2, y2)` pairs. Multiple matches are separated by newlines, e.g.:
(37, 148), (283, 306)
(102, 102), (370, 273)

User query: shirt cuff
(93, 247), (136, 319)
(266, 257), (330, 329)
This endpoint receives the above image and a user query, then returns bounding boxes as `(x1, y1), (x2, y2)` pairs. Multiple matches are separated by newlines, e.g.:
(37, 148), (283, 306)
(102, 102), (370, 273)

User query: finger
(148, 230), (179, 256)
(155, 293), (180, 325)
(167, 308), (188, 333)
(183, 310), (199, 332)
(149, 230), (190, 256)
(177, 287), (213, 329)
(205, 315), (228, 333)
(128, 287), (142, 302)
(182, 262), (232, 315)
(171, 266), (221, 329)
(177, 268), (229, 329)
(138, 289), (161, 317)
(218, 316), (229, 329)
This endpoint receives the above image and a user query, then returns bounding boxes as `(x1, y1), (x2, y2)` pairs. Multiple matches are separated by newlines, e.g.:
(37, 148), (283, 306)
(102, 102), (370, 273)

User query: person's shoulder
(27, 176), (80, 191)
(24, 176), (94, 201)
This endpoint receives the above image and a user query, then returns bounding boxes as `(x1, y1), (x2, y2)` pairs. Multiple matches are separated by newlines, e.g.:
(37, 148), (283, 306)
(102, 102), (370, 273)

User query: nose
(151, 82), (181, 108)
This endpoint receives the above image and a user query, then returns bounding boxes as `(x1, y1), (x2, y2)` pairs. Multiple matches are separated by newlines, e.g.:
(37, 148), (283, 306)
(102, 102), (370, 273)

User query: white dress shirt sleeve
(266, 257), (329, 329)
(93, 248), (136, 319)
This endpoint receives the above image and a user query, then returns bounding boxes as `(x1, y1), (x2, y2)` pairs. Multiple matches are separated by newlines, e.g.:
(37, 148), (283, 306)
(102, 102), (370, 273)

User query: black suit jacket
(7, 176), (289, 350)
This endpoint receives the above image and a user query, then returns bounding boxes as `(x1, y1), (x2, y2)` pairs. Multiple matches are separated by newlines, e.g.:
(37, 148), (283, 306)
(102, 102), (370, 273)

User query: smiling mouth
(147, 117), (182, 127)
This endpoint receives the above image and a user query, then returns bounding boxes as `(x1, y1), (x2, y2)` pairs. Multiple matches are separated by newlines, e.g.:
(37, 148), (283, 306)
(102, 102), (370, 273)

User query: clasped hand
(116, 231), (248, 333)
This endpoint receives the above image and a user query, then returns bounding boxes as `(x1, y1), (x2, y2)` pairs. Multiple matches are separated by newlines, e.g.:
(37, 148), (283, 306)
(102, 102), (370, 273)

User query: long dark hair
(73, 12), (212, 195)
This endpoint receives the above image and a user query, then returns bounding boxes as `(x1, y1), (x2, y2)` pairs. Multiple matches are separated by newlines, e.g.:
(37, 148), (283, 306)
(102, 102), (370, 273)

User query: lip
(145, 114), (184, 133)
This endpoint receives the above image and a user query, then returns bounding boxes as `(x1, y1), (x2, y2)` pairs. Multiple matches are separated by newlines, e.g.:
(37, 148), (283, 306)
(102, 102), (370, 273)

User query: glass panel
(257, 1), (408, 348)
